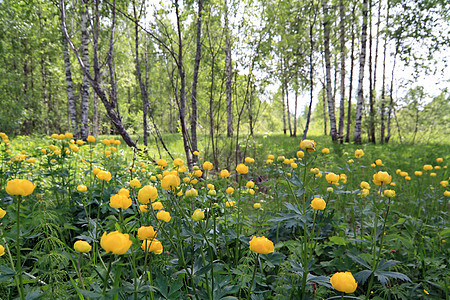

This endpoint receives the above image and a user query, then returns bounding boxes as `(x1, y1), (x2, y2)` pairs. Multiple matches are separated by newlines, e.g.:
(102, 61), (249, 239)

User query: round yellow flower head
(245, 157), (255, 163)
(236, 164), (249, 175)
(330, 271), (358, 293)
(76, 140), (84, 145)
(100, 231), (132, 255)
(186, 188), (199, 198)
(267, 154), (275, 160)
(375, 159), (383, 166)
(360, 181), (370, 190)
(225, 200), (236, 207)
(283, 158), (290, 165)
(300, 140), (316, 152)
(440, 181), (448, 187)
(77, 185), (87, 192)
(325, 173), (340, 185)
(157, 210), (172, 222)
(435, 165), (441, 170)
(173, 158), (184, 167)
(291, 163), (298, 169)
(0, 208), (6, 219)
(109, 194), (132, 209)
(373, 171), (392, 185)
(347, 159), (354, 164)
(97, 171), (112, 181)
(141, 239), (163, 254)
(161, 174), (181, 190)
(405, 176), (411, 181)
(277, 156), (286, 162)
(249, 236), (274, 254)
(396, 169), (402, 174)
(247, 188), (255, 195)
(203, 161), (213, 171)
(322, 148), (330, 154)
(370, 163), (376, 167)
(69, 144), (79, 153)
(130, 178), (142, 189)
(444, 191), (450, 197)
(400, 171), (408, 177)
(384, 189), (396, 198)
(6, 179), (35, 196)
(41, 149), (47, 154)
(140, 205), (149, 212)
(246, 181), (255, 188)
(0, 244), (4, 256)
(310, 168), (320, 175)
(157, 159), (167, 167)
(359, 188), (370, 197)
(226, 187), (234, 194)
(436, 158), (443, 163)
(192, 209), (205, 221)
(194, 169), (203, 177)
(253, 203), (261, 209)
(296, 151), (305, 158)
(138, 226), (157, 240)
(219, 169), (231, 178)
(327, 187), (334, 193)
(423, 164), (433, 171)
(354, 149), (364, 158)
(340, 174), (347, 184)
(190, 178), (199, 185)
(102, 139), (111, 146)
(414, 171), (423, 176)
(430, 172), (437, 177)
(207, 184), (215, 190)
(87, 135), (96, 143)
(266, 159), (273, 164)
(74, 240), (91, 253)
(152, 202), (163, 210)
(310, 198), (326, 210)
(193, 151), (199, 156)
(138, 185), (158, 204)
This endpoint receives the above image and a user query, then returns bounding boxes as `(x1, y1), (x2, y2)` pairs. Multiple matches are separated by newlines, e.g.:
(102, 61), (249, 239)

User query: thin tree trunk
(385, 50), (397, 143)
(322, 81), (328, 135)
(80, 1), (90, 139)
(338, 0), (346, 143)
(345, 2), (356, 143)
(93, 85), (99, 136)
(60, 0), (137, 147)
(354, 0), (369, 144)
(282, 75), (287, 135)
(175, 0), (193, 168)
(191, 0), (203, 160)
(322, 0), (337, 141)
(302, 6), (316, 140)
(293, 87), (298, 137)
(285, 80), (292, 136)
(380, 0), (390, 144)
(225, 0), (233, 137)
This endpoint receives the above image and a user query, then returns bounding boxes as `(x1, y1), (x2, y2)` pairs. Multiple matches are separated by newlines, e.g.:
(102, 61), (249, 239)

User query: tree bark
(345, 2), (356, 143)
(80, 1), (90, 139)
(225, 0), (233, 137)
(322, 0), (337, 141)
(285, 79), (292, 136)
(368, 0), (376, 143)
(293, 87), (298, 137)
(354, 0), (369, 144)
(190, 0), (203, 160)
(380, 0), (390, 144)
(338, 0), (346, 143)
(385, 50), (397, 143)
(60, 0), (137, 147)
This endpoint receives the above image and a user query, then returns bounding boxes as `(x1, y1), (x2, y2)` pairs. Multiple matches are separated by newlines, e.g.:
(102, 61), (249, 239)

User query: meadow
(0, 132), (449, 299)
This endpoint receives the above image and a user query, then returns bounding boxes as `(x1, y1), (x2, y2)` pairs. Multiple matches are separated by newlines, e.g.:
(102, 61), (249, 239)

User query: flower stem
(16, 195), (24, 300)
(102, 255), (113, 295)
(247, 254), (259, 300)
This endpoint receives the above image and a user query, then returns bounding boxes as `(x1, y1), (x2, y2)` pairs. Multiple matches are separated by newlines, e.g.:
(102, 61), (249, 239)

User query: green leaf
(329, 236), (348, 246)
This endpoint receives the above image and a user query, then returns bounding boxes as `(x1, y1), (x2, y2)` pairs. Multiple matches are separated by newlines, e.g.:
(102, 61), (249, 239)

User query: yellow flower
(130, 178), (141, 189)
(423, 164), (433, 171)
(373, 171), (392, 185)
(100, 231), (132, 255)
(207, 184), (215, 190)
(76, 140), (84, 145)
(140, 205), (149, 212)
(440, 181), (448, 187)
(267, 154), (274, 160)
(193, 151), (199, 155)
(330, 271), (358, 293)
(225, 200), (236, 207)
(375, 159), (383, 166)
(245, 157), (255, 164)
(236, 164), (249, 175)
(277, 156), (285, 162)
(194, 170), (203, 177)
(436, 158), (443, 163)
(97, 171), (112, 181)
(87, 135), (96, 143)
(444, 191), (450, 197)
(246, 188), (255, 195)
(405, 176), (411, 181)
(138, 226), (157, 240)
(424, 289), (429, 295)
(253, 203), (261, 209)
(327, 187), (334, 193)
(0, 208), (6, 219)
(370, 163), (376, 167)
(246, 181), (255, 188)
(347, 159), (354, 164)
(203, 161), (213, 171)
(360, 181), (370, 190)
(310, 168), (320, 175)
(322, 148), (330, 154)
(354, 149), (364, 158)
(325, 172), (340, 185)
(109, 194), (132, 209)
(186, 188), (199, 197)
(77, 185), (87, 192)
(430, 172), (437, 177)
(299, 140), (316, 152)
(26, 158), (35, 164)
(384, 189), (396, 198)
(157, 210), (172, 222)
(266, 159), (273, 164)
(400, 171), (408, 177)
(291, 162), (298, 169)
(74, 240), (91, 253)
(173, 158), (184, 167)
(340, 174), (347, 184)
(69, 144), (79, 153)
(152, 202), (163, 210)
(102, 139), (111, 145)
(296, 151), (305, 158)
(157, 159), (167, 167)
(138, 185), (158, 204)
(0, 244), (4, 256)
(161, 174), (180, 190)
(226, 187), (234, 194)
(249, 236), (274, 254)
(414, 171), (423, 176)
(192, 209), (205, 221)
(141, 239), (163, 254)
(310, 198), (326, 210)
(6, 179), (35, 196)
(41, 149), (47, 154)
(118, 188), (130, 198)
(359, 189), (370, 197)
